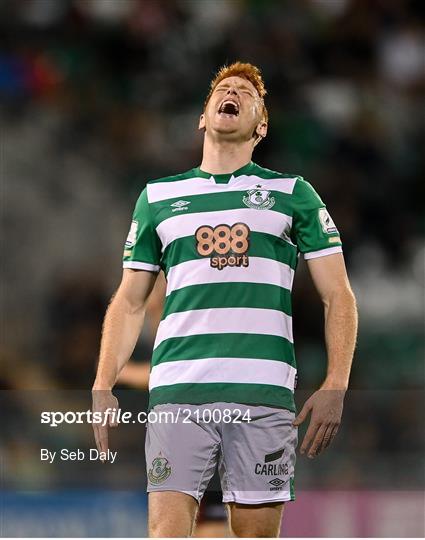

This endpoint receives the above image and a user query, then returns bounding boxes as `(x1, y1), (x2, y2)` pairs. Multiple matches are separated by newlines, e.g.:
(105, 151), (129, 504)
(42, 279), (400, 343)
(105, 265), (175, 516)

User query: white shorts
(145, 402), (297, 505)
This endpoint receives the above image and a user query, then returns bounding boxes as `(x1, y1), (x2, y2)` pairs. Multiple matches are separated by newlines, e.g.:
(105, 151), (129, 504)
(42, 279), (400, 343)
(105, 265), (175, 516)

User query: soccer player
(92, 62), (358, 537)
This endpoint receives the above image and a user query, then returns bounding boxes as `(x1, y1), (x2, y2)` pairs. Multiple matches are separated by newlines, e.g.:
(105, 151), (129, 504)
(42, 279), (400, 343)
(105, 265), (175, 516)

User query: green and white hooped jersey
(123, 161), (342, 412)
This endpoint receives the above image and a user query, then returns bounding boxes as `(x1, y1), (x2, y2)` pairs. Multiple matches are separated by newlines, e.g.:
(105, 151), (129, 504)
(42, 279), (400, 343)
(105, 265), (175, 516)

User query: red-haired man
(93, 62), (357, 537)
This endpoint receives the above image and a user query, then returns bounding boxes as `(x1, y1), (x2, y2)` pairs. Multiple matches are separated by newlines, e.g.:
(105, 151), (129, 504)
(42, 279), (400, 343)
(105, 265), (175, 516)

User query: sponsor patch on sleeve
(328, 236), (341, 244)
(125, 220), (138, 248)
(318, 208), (338, 234)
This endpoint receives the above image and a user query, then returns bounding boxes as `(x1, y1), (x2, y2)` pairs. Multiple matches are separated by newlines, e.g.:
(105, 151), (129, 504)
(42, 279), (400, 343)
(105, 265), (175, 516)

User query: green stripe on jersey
(151, 190), (295, 227)
(162, 282), (292, 318)
(149, 382), (295, 412)
(151, 333), (295, 368)
(162, 231), (298, 275)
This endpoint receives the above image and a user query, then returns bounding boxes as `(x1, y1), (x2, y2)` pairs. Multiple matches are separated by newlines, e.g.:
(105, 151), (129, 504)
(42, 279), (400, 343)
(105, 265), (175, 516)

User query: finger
(109, 408), (119, 428)
(93, 423), (101, 453)
(300, 420), (320, 454)
(92, 404), (104, 452)
(97, 425), (109, 458)
(318, 424), (334, 454)
(293, 401), (312, 426)
(307, 424), (328, 458)
(93, 419), (109, 460)
(106, 397), (119, 427)
(326, 423), (340, 450)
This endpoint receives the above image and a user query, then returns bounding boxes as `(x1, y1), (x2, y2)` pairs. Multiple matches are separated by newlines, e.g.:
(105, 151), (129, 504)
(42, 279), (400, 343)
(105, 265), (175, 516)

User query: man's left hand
(293, 389), (345, 458)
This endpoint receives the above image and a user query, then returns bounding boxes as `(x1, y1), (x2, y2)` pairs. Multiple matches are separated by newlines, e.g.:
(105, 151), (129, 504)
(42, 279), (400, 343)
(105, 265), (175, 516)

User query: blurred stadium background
(1, 0), (424, 537)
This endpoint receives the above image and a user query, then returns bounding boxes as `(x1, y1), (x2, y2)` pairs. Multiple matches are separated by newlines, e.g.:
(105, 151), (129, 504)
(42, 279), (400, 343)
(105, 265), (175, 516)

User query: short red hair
(204, 61), (268, 123)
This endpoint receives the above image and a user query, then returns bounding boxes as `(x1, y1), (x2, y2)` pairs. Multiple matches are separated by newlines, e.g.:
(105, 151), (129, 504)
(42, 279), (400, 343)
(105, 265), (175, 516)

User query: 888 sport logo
(195, 223), (250, 270)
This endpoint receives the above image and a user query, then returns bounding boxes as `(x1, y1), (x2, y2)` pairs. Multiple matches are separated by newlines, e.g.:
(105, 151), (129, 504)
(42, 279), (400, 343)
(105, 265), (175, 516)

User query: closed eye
(215, 86), (254, 97)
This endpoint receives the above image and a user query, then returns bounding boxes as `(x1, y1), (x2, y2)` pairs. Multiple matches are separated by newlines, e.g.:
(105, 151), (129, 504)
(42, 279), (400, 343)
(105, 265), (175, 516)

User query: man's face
(199, 76), (267, 142)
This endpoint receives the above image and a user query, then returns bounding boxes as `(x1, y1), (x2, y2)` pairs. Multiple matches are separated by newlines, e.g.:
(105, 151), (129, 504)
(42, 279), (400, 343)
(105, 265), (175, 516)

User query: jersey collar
(194, 161), (256, 184)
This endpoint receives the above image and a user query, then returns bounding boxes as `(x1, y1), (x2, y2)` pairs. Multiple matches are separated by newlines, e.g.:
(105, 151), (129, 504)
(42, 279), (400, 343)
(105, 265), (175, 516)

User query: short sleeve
(291, 178), (343, 260)
(122, 188), (162, 272)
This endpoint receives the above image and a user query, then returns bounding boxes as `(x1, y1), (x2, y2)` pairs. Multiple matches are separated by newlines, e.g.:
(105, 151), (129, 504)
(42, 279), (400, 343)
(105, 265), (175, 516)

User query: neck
(200, 133), (254, 174)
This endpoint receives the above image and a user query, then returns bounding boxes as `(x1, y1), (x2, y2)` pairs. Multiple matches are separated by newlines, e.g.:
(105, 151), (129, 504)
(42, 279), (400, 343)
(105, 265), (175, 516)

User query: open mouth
(218, 100), (239, 117)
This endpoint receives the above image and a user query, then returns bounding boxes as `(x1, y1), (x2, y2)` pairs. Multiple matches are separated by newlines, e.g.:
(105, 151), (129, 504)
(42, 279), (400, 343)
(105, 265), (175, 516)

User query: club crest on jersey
(243, 186), (275, 210)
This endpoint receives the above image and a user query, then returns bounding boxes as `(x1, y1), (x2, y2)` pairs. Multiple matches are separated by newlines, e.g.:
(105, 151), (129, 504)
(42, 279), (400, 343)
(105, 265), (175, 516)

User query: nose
(226, 87), (239, 97)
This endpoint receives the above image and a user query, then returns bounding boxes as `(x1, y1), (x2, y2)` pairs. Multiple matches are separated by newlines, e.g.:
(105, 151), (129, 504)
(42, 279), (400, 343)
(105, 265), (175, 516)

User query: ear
(255, 121), (268, 139)
(198, 113), (206, 130)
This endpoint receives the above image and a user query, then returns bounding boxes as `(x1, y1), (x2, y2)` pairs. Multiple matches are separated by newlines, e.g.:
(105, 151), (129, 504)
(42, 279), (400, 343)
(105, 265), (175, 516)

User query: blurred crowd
(1, 0), (424, 492)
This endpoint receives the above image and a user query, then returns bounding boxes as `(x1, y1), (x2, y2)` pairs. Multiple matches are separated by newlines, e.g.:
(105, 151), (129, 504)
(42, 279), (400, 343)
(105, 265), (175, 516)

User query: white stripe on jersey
(153, 306), (293, 350)
(149, 357), (297, 391)
(147, 174), (297, 203)
(166, 256), (295, 296)
(156, 207), (293, 251)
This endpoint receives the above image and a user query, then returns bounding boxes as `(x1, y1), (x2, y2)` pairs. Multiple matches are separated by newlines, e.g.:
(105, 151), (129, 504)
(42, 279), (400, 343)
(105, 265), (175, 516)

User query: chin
(212, 130), (242, 142)
(213, 125), (253, 142)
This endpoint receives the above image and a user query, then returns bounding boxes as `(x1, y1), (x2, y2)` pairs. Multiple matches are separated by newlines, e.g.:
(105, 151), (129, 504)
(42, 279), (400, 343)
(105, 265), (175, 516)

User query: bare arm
(115, 272), (166, 390)
(308, 252), (357, 391)
(93, 268), (157, 390)
(293, 253), (358, 457)
(92, 268), (157, 455)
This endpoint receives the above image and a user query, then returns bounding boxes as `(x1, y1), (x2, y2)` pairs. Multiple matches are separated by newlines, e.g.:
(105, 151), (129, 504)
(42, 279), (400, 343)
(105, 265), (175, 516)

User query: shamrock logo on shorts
(148, 456), (172, 485)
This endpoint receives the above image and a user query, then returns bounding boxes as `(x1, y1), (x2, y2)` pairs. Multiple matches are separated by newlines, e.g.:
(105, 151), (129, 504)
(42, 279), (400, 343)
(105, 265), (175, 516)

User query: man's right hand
(91, 269), (158, 459)
(92, 388), (119, 458)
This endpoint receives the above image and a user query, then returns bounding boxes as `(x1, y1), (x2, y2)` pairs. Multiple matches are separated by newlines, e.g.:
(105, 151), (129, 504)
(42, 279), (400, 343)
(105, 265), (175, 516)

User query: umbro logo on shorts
(269, 478), (285, 487)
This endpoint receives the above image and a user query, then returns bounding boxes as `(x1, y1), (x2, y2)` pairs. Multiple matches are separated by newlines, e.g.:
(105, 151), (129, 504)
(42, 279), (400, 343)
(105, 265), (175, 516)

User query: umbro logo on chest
(170, 200), (191, 212)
